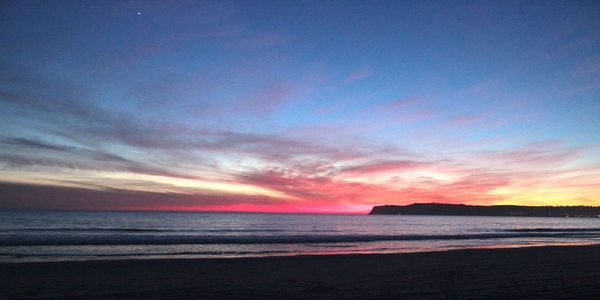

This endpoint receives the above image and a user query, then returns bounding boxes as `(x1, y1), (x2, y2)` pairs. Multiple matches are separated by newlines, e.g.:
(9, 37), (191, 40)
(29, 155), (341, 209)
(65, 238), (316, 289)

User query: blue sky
(1, 1), (599, 212)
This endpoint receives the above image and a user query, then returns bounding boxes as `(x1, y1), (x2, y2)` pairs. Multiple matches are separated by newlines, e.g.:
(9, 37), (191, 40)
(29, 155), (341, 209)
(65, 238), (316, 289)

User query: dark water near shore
(1, 211), (600, 262)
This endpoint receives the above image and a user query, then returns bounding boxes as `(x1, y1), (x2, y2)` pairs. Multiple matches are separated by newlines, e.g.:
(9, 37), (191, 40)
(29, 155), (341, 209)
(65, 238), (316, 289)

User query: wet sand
(1, 245), (600, 299)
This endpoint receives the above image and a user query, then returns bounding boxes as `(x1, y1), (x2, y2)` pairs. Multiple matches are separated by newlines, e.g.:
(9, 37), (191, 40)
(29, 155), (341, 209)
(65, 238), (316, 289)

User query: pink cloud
(476, 141), (590, 168)
(445, 113), (490, 126)
(377, 96), (425, 111)
(340, 160), (428, 175)
(233, 161), (512, 211)
(228, 81), (297, 115)
(345, 66), (373, 83)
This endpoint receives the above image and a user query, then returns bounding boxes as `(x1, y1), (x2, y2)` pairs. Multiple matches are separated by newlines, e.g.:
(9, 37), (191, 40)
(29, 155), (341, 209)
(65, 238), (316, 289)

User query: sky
(1, 0), (599, 213)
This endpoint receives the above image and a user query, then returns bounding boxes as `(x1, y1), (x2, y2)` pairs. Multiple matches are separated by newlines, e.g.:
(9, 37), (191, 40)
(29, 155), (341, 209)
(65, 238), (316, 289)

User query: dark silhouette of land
(2, 245), (600, 299)
(370, 203), (600, 218)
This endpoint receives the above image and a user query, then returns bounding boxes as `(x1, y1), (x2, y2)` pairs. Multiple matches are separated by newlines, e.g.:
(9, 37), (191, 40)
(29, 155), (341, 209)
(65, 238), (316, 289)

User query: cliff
(369, 203), (600, 218)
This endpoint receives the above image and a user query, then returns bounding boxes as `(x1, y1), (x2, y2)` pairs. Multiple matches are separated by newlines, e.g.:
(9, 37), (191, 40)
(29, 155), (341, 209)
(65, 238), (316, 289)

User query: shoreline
(3, 241), (599, 264)
(2, 244), (600, 299)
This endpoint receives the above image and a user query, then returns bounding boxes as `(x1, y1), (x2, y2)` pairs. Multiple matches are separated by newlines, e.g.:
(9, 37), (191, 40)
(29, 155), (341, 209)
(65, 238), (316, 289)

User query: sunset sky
(1, 1), (599, 213)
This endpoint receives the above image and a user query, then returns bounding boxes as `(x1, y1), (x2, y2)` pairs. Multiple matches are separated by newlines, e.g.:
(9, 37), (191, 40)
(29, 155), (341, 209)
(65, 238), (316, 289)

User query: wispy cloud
(377, 96), (425, 111)
(340, 160), (428, 176)
(1, 134), (597, 212)
(445, 113), (491, 127)
(475, 140), (591, 168)
(344, 65), (373, 83)
(237, 81), (297, 114)
(0, 137), (198, 180)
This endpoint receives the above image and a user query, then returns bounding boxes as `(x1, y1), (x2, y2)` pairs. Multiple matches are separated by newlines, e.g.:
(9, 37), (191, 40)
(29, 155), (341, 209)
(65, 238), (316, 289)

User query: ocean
(1, 211), (599, 262)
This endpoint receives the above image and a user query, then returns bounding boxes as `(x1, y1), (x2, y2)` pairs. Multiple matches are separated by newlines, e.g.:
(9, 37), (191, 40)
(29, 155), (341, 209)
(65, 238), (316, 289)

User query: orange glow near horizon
(150, 203), (371, 215)
(2, 156), (598, 214)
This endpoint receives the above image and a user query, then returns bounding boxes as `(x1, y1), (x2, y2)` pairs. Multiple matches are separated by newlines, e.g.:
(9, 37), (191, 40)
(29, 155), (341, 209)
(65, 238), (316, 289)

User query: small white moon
(137, 12), (141, 16)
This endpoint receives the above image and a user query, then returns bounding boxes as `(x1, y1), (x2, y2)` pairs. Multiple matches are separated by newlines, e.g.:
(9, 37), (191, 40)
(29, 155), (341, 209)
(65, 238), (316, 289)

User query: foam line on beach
(2, 232), (600, 246)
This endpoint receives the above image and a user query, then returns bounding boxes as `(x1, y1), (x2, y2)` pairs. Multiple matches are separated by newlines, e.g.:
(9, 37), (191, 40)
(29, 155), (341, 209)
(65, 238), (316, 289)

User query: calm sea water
(1, 211), (600, 262)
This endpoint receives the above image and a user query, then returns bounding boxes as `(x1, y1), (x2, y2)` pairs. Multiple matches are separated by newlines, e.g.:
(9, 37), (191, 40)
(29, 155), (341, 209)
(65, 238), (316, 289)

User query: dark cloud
(1, 137), (129, 162)
(1, 137), (75, 152)
(0, 154), (86, 170)
(0, 182), (283, 211)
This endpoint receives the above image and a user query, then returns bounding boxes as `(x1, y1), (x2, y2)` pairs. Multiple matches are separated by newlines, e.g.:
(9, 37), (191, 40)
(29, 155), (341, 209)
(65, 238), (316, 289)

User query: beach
(2, 244), (599, 299)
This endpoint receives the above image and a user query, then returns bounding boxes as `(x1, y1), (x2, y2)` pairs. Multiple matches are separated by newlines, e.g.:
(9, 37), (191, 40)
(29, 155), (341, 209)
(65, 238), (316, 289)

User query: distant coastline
(369, 203), (600, 218)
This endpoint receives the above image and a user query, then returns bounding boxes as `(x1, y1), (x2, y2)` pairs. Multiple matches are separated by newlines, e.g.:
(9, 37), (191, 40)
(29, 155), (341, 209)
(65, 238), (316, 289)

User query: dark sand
(2, 245), (600, 299)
